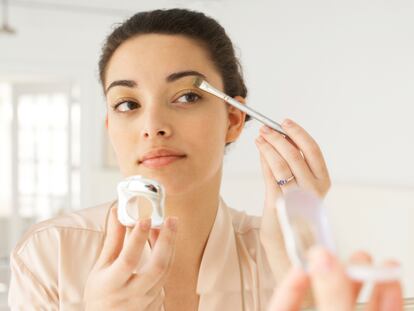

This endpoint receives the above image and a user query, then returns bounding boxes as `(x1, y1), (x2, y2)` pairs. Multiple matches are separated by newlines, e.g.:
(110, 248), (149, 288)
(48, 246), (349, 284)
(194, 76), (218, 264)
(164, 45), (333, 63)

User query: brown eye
(176, 92), (201, 104)
(115, 101), (140, 112)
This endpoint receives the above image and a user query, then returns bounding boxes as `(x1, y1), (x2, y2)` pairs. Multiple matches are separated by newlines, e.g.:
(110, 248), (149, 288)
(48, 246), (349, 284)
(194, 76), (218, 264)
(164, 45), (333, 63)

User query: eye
(175, 92), (201, 104)
(114, 100), (140, 112)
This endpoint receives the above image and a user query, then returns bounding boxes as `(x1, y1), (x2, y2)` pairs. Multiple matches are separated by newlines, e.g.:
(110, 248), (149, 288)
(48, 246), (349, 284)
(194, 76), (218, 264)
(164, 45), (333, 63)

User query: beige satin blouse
(8, 197), (277, 310)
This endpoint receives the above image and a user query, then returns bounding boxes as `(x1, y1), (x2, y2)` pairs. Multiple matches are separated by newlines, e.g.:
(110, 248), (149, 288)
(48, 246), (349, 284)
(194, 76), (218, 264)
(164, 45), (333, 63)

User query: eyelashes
(113, 100), (140, 112)
(112, 91), (203, 113)
(175, 91), (201, 104)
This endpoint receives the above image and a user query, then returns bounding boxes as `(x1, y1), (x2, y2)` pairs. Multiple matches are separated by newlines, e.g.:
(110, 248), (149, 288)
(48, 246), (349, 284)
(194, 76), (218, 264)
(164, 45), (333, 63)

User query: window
(0, 81), (80, 258)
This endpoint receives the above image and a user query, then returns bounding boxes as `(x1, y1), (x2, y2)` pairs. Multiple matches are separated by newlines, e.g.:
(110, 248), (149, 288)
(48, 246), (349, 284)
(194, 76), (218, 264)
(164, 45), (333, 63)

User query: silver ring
(277, 175), (295, 186)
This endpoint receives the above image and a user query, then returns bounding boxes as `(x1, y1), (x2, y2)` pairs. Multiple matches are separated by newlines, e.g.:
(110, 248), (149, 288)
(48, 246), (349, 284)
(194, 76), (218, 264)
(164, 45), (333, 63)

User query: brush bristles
(193, 76), (204, 88)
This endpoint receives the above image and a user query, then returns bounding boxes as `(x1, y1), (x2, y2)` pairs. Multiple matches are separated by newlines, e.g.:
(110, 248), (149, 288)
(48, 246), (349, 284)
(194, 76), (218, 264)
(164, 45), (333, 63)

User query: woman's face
(104, 34), (245, 195)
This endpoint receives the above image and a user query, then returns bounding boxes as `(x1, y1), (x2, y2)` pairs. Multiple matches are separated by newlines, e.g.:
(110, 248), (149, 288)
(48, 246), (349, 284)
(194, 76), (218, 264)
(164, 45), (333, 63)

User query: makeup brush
(193, 77), (288, 136)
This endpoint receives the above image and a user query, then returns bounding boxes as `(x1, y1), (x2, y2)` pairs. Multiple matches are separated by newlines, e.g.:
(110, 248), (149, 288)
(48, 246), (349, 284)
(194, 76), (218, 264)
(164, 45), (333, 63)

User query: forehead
(105, 34), (222, 88)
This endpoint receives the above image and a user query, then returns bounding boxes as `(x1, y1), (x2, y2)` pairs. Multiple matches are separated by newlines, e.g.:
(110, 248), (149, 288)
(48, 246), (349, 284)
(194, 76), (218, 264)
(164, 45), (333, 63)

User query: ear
(105, 113), (109, 129)
(225, 96), (247, 144)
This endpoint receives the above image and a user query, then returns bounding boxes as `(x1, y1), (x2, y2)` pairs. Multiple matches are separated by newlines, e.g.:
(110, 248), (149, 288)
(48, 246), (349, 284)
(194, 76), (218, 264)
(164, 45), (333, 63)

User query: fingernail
(139, 218), (151, 231)
(283, 119), (294, 127)
(308, 246), (334, 275)
(166, 217), (178, 232)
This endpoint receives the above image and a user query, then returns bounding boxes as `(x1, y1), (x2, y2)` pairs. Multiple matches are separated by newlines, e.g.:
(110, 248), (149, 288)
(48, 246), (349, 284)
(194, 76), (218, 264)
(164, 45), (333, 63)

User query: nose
(142, 128), (169, 138)
(140, 105), (172, 139)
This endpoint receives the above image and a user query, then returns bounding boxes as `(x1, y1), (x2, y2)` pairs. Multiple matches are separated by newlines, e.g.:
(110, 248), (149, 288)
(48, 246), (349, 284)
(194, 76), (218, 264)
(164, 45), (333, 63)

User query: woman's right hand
(267, 247), (403, 311)
(83, 207), (178, 310)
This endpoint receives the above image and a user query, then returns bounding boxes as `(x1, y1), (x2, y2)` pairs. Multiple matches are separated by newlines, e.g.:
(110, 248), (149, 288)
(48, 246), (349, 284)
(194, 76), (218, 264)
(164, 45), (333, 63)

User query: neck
(161, 167), (222, 267)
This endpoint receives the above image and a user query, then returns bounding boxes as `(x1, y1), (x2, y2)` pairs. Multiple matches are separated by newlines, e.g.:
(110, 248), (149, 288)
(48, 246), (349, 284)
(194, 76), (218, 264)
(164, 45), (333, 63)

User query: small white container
(117, 175), (165, 228)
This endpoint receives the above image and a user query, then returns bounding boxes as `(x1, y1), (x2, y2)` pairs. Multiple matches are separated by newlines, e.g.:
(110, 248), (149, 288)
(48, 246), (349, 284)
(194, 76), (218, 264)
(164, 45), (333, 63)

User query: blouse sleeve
(8, 227), (60, 311)
(8, 250), (59, 311)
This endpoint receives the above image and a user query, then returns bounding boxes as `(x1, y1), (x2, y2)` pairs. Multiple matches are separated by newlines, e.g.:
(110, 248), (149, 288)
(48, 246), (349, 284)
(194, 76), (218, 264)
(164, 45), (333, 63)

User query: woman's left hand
(255, 118), (331, 199)
(256, 118), (331, 279)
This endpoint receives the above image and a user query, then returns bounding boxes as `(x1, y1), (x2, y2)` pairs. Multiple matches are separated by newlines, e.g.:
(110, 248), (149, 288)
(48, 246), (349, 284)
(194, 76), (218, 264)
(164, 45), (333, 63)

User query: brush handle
(224, 94), (287, 136)
(200, 81), (288, 136)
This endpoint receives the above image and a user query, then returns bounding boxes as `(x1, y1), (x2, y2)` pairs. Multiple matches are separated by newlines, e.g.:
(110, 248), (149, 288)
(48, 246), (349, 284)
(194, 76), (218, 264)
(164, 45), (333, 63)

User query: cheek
(185, 108), (227, 157)
(107, 122), (138, 165)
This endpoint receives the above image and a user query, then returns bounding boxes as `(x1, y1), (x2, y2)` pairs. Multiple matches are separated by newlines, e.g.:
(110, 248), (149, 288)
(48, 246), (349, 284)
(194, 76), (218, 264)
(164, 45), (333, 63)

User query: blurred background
(0, 0), (413, 308)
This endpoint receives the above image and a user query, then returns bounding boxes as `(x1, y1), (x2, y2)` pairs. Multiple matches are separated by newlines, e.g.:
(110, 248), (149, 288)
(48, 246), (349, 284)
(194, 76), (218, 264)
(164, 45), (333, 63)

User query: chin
(156, 174), (198, 194)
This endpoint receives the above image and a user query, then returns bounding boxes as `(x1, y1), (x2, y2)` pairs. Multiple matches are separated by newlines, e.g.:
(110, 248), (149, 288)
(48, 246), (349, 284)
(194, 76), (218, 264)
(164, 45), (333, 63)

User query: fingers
(348, 251), (373, 302)
(255, 135), (298, 194)
(281, 119), (330, 181)
(257, 150), (283, 201)
(255, 118), (331, 198)
(308, 246), (355, 311)
(149, 228), (161, 248)
(96, 207), (126, 267)
(365, 261), (403, 311)
(258, 126), (315, 191)
(138, 217), (178, 292)
(267, 267), (309, 311)
(113, 218), (152, 279)
(377, 284), (403, 311)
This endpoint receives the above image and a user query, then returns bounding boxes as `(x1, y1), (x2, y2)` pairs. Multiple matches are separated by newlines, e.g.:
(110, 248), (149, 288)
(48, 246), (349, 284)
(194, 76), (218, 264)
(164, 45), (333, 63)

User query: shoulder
(12, 200), (115, 260)
(8, 201), (115, 306)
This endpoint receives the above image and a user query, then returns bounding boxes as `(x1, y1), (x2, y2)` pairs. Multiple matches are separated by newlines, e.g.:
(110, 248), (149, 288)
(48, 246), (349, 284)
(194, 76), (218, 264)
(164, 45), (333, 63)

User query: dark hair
(98, 8), (251, 141)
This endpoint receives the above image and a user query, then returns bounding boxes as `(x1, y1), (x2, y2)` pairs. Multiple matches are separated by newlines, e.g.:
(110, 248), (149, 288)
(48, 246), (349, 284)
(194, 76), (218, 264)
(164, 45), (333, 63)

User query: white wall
(1, 0), (413, 300)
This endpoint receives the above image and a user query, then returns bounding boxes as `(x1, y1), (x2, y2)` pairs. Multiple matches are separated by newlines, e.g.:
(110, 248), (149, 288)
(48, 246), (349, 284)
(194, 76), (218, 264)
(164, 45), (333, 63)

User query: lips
(140, 155), (185, 168)
(138, 148), (186, 168)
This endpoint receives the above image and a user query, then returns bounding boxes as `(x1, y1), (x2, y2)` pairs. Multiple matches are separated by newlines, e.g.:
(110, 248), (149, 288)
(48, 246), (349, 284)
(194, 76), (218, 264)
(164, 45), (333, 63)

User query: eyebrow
(105, 80), (136, 94)
(105, 70), (207, 94)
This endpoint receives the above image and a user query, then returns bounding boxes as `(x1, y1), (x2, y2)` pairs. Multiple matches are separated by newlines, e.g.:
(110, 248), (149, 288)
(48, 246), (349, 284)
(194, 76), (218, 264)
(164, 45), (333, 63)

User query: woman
(8, 8), (331, 310)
